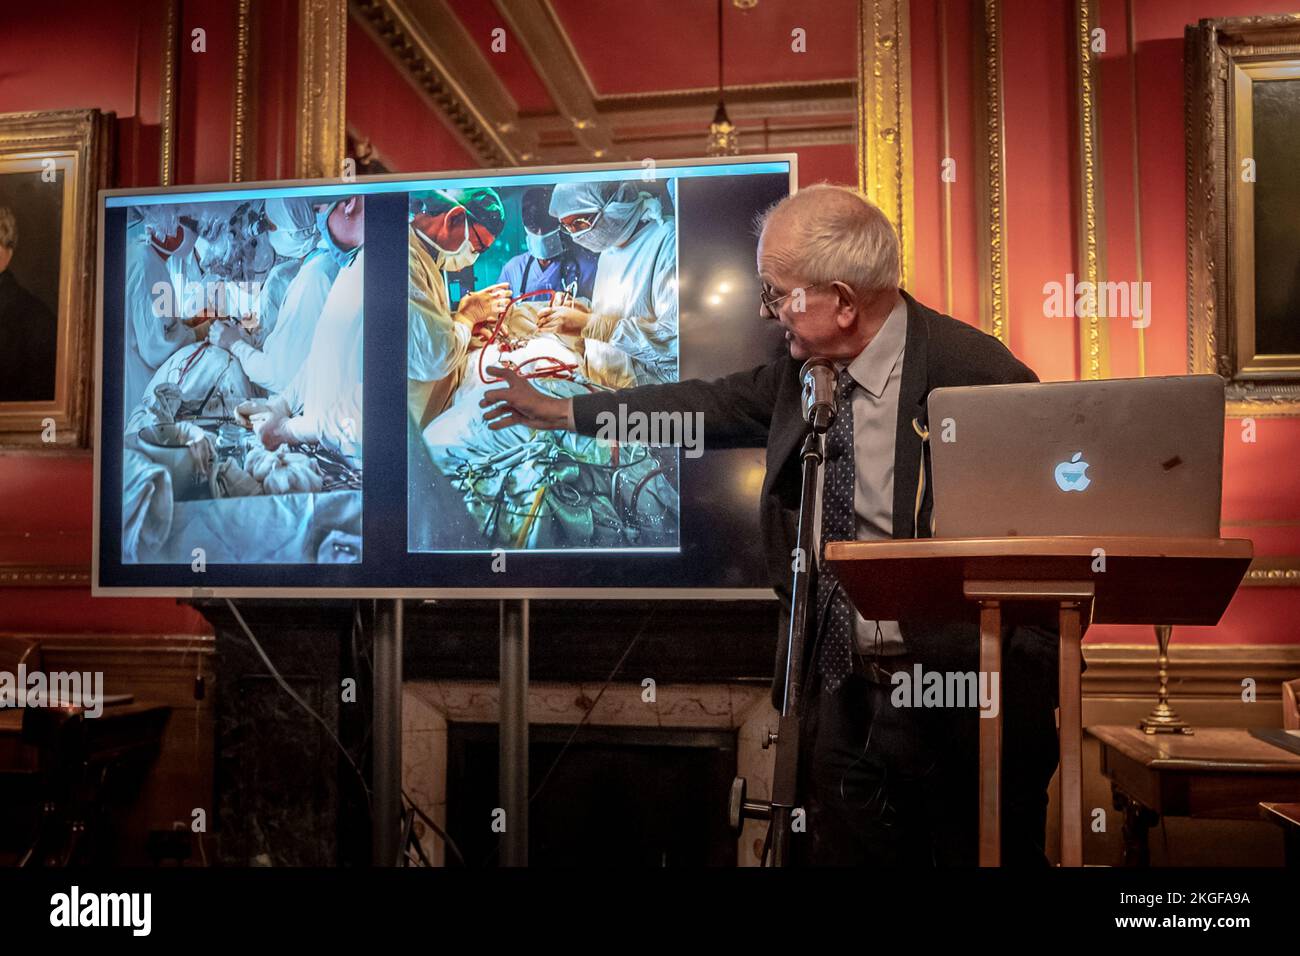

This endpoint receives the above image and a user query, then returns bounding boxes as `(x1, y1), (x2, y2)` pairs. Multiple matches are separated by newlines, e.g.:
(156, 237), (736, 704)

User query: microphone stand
(729, 361), (835, 866)
(762, 425), (825, 864)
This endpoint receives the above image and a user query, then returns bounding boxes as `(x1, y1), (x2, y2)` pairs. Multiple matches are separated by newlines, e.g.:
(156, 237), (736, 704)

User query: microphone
(800, 357), (837, 433)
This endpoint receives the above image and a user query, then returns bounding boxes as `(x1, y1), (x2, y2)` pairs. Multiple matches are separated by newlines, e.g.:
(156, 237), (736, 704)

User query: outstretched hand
(479, 364), (574, 431)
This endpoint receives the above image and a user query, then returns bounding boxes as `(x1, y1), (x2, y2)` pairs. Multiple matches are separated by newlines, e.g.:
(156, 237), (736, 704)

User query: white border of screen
(92, 153), (798, 597)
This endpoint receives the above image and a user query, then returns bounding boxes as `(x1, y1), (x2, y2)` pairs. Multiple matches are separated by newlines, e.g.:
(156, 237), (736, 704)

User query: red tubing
(176, 341), (212, 387)
(475, 288), (564, 385)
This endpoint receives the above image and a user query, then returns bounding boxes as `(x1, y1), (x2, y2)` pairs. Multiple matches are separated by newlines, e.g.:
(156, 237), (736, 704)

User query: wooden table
(1088, 725), (1300, 866)
(1260, 802), (1300, 867)
(0, 700), (169, 762)
(0, 701), (170, 864)
(826, 536), (1252, 867)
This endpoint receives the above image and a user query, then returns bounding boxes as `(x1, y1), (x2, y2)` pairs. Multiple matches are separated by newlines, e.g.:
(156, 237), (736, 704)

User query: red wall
(346, 19), (477, 173)
(0, 5), (477, 637)
(2, 1), (1293, 644)
(0, 0), (256, 635)
(907, 0), (1300, 645)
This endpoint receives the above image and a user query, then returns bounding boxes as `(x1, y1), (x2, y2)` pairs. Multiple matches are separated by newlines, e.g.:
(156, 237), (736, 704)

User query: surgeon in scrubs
(537, 180), (677, 385)
(123, 205), (199, 408)
(251, 196), (365, 466)
(407, 187), (510, 429)
(210, 197), (340, 395)
(496, 185), (597, 303)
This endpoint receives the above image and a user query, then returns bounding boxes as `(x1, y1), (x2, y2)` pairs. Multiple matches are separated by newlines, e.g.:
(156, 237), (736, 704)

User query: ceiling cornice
(520, 81), (855, 137)
(491, 0), (616, 158)
(350, 0), (525, 165)
(535, 125), (853, 165)
(352, 0), (853, 166)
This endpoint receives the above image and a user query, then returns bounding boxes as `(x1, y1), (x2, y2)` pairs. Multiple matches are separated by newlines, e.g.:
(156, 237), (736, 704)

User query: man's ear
(831, 281), (858, 329)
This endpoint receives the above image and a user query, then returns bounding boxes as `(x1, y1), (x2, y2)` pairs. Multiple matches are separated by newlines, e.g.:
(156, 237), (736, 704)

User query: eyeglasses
(559, 211), (601, 235)
(758, 280), (839, 319)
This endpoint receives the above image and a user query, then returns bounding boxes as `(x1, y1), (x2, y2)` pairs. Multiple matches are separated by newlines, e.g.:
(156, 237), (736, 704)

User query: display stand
(825, 535), (1252, 866)
(499, 598), (529, 866)
(373, 599), (403, 865)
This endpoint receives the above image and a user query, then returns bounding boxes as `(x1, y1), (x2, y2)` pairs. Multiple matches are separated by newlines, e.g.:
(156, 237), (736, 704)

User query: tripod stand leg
(977, 600), (1002, 866)
(374, 599), (404, 866)
(499, 598), (529, 867)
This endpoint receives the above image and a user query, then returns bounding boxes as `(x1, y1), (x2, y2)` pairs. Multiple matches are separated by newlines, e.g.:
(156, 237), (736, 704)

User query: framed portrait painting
(0, 109), (112, 447)
(1187, 15), (1300, 415)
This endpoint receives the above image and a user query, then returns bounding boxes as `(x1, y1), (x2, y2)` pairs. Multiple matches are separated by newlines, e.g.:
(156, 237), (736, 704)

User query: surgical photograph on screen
(120, 194), (364, 565)
(407, 179), (680, 552)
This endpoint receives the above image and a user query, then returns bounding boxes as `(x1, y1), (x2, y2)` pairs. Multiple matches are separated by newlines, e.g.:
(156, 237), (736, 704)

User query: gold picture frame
(1187, 14), (1300, 416)
(0, 108), (112, 448)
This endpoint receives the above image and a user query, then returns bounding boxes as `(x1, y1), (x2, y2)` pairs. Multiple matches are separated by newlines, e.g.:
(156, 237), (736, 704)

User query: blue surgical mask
(316, 201), (359, 268)
(526, 227), (564, 261)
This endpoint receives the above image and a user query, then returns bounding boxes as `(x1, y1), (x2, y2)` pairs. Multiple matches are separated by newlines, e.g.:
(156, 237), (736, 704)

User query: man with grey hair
(0, 205), (59, 402)
(480, 184), (1060, 867)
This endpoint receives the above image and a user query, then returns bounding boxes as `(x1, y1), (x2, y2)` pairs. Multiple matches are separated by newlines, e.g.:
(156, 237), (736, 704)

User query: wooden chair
(0, 635), (42, 679)
(0, 636), (45, 865)
(1283, 678), (1300, 731)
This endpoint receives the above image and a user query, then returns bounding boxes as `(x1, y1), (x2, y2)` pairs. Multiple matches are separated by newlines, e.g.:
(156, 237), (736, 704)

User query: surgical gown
(583, 216), (677, 385)
(408, 227), (469, 383)
(229, 250), (339, 394)
(123, 222), (195, 408)
(280, 248), (364, 465)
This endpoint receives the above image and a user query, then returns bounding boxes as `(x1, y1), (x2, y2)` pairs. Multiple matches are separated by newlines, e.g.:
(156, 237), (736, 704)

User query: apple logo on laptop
(1054, 452), (1091, 492)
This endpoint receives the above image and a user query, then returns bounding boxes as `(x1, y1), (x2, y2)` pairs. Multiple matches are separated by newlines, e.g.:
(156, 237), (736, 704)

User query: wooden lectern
(825, 535), (1252, 867)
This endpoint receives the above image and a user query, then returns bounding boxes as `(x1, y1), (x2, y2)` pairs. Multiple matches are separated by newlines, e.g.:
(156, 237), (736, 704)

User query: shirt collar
(840, 292), (907, 399)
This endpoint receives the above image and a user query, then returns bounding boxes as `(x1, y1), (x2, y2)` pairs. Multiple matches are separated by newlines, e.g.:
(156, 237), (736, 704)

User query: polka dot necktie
(815, 367), (857, 695)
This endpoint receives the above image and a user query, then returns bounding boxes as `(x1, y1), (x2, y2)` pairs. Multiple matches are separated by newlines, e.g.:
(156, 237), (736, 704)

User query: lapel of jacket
(892, 291), (930, 539)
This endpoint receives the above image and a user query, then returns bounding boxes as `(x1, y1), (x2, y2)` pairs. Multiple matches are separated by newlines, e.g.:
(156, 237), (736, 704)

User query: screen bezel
(92, 154), (797, 598)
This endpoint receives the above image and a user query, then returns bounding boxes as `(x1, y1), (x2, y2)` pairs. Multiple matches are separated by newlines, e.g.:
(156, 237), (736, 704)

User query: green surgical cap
(411, 187), (505, 237)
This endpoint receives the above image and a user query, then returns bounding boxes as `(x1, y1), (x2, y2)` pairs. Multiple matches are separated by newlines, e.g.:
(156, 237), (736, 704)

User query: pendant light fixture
(707, 0), (740, 156)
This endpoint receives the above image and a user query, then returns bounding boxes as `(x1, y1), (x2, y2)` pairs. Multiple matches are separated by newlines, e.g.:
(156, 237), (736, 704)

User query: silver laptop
(926, 375), (1224, 538)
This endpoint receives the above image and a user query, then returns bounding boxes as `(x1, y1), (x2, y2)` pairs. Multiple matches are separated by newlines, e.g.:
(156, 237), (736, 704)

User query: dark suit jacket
(572, 291), (1059, 710)
(0, 269), (58, 403)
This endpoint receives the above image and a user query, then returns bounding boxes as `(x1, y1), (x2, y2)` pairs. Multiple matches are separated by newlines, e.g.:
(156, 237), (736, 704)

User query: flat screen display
(94, 156), (793, 596)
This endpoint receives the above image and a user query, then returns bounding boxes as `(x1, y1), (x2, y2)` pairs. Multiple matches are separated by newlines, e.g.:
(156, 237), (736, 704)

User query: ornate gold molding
(596, 77), (853, 107)
(939, 0), (954, 314)
(159, 0), (179, 186)
(350, 0), (511, 166)
(0, 564), (92, 588)
(232, 0), (254, 182)
(0, 110), (111, 448)
(297, 0), (348, 179)
(1125, 0), (1147, 377)
(974, 0), (1009, 343)
(857, 0), (915, 288)
(1244, 558), (1300, 586)
(1074, 0), (1109, 378)
(1186, 14), (1300, 416)
(349, 0), (852, 166)
(531, 125), (852, 166)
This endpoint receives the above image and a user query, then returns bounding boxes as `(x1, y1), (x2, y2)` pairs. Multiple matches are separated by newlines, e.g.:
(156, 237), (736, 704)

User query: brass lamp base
(1139, 703), (1193, 735)
(1139, 624), (1193, 735)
